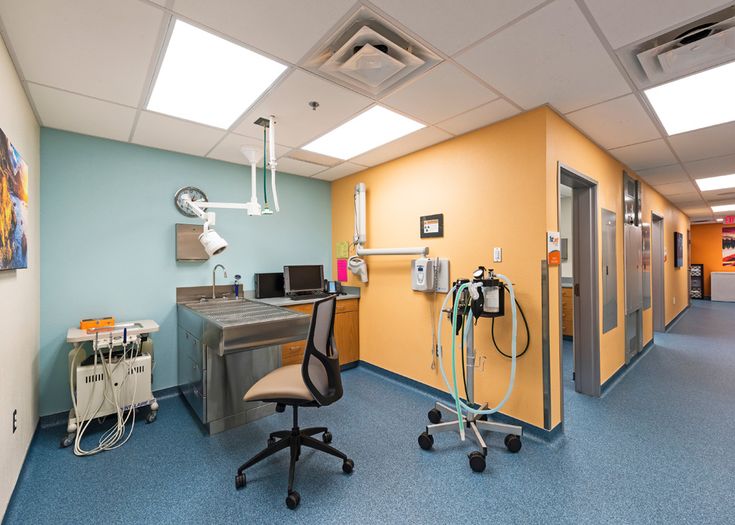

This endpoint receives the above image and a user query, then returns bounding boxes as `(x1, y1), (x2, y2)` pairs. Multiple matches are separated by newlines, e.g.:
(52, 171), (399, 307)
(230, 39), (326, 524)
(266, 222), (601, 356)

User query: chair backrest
(301, 296), (343, 406)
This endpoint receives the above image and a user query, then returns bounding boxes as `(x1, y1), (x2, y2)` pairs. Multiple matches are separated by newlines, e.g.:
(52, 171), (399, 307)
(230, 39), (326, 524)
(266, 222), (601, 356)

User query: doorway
(559, 164), (601, 400)
(651, 213), (665, 333)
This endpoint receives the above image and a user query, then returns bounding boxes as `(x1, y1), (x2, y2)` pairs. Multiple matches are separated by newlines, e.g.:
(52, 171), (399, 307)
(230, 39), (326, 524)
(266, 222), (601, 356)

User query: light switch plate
(493, 247), (502, 263)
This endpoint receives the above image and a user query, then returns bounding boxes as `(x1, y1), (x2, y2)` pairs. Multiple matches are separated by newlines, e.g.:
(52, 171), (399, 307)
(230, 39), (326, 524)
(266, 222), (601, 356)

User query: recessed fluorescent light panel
(644, 61), (735, 136)
(302, 106), (425, 160)
(148, 20), (286, 129)
(712, 203), (735, 213)
(696, 174), (735, 192)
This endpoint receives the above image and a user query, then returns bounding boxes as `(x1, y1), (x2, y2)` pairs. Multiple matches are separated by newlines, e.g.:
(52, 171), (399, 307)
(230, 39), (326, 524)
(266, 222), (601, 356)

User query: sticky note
(336, 241), (349, 259)
(337, 258), (348, 282)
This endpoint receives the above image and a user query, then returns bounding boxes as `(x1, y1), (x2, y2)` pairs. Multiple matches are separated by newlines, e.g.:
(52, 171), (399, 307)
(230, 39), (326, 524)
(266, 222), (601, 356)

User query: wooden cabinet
(280, 299), (359, 367)
(562, 287), (574, 338)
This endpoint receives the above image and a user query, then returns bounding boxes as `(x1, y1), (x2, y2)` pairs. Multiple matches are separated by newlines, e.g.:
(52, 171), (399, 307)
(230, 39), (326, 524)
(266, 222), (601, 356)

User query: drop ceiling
(0, 0), (734, 222)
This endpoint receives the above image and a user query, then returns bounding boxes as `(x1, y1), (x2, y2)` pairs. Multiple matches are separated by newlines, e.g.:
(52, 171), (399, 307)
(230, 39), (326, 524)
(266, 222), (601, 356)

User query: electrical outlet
(12, 409), (17, 434)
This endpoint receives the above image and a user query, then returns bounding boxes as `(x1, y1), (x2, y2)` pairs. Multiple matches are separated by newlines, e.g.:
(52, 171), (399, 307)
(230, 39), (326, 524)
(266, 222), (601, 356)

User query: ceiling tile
(680, 205), (712, 216)
(636, 164), (689, 186)
(583, 0), (731, 49)
(565, 94), (660, 149)
(132, 111), (226, 156)
(206, 133), (289, 166)
(437, 98), (519, 136)
(369, 0), (547, 56)
(169, 0), (355, 63)
(0, 0), (165, 106)
(276, 157), (326, 177)
(685, 153), (735, 179)
(455, 0), (630, 113)
(234, 70), (372, 148)
(381, 63), (498, 124)
(608, 139), (677, 170)
(669, 121), (735, 162)
(28, 83), (136, 142)
(351, 126), (451, 166)
(653, 181), (697, 196)
(312, 162), (365, 181)
(667, 194), (705, 205)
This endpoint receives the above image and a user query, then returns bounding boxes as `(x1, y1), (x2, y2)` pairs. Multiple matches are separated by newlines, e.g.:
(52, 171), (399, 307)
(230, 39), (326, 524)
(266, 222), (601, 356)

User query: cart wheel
(342, 458), (354, 474)
(504, 434), (522, 453)
(322, 431), (332, 444)
(145, 410), (157, 424)
(418, 431), (434, 450)
(235, 473), (246, 489)
(286, 491), (300, 509)
(60, 433), (75, 448)
(267, 437), (276, 447)
(469, 451), (486, 472)
(428, 408), (442, 424)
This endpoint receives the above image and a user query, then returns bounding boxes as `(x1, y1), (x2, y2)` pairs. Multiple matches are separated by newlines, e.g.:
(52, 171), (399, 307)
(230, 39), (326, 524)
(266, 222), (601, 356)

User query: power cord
(491, 284), (530, 358)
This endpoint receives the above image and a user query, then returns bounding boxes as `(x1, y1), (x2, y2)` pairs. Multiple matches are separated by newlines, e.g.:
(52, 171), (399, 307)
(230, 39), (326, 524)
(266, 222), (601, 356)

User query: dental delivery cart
(61, 320), (160, 449)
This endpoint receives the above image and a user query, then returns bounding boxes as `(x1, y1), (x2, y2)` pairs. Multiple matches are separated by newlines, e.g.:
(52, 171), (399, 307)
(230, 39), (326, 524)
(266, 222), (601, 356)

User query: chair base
(235, 406), (353, 509)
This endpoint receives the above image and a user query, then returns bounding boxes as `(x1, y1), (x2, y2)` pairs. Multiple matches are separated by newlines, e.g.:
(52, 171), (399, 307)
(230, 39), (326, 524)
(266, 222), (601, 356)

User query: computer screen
(283, 265), (324, 294)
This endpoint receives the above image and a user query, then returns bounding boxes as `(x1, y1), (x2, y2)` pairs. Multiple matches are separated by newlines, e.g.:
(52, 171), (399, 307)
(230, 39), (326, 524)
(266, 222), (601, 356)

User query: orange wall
(331, 106), (689, 431)
(691, 223), (735, 297)
(332, 109), (549, 428)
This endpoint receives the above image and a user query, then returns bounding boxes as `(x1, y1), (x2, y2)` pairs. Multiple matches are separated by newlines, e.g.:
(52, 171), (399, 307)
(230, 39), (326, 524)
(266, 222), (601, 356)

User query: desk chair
(235, 296), (354, 509)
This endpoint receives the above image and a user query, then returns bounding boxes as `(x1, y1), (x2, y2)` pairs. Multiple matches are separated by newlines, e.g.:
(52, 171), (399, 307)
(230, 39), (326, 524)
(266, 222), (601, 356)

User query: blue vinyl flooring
(5, 300), (735, 524)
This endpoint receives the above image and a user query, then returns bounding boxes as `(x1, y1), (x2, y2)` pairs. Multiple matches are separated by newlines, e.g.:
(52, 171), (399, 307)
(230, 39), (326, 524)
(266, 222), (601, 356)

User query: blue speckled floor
(5, 300), (735, 524)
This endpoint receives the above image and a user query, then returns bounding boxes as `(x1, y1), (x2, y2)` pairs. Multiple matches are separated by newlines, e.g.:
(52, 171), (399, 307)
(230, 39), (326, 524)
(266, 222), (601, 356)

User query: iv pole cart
(61, 320), (160, 453)
(418, 267), (523, 473)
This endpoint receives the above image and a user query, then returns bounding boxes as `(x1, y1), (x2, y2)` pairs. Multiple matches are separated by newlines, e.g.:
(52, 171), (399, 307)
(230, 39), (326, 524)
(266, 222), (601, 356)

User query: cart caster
(418, 431), (434, 450)
(145, 410), (157, 424)
(275, 403), (286, 413)
(267, 437), (276, 447)
(322, 431), (332, 444)
(504, 434), (522, 453)
(60, 433), (75, 448)
(427, 408), (442, 424)
(469, 451), (486, 472)
(235, 473), (246, 490)
(342, 458), (354, 474)
(286, 491), (300, 509)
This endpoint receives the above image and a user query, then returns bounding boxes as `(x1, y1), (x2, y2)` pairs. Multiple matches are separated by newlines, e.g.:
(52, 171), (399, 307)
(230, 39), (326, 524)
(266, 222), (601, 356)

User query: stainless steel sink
(178, 299), (310, 356)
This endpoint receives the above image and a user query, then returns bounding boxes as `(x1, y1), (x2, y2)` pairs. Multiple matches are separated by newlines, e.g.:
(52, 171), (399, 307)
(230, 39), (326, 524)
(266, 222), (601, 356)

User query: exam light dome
(199, 229), (228, 257)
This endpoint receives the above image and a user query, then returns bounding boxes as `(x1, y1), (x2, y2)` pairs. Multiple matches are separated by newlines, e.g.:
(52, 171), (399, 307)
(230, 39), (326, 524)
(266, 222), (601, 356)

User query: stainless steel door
(601, 209), (617, 333)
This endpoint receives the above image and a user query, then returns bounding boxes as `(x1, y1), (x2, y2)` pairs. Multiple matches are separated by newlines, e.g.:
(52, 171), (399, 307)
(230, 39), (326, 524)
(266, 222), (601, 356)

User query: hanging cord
(460, 302), (470, 400)
(263, 127), (269, 206)
(429, 258), (440, 369)
(491, 284), (530, 358)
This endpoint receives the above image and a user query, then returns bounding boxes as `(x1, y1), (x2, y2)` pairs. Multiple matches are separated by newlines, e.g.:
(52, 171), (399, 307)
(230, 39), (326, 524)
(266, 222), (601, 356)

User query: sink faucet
(212, 264), (227, 299)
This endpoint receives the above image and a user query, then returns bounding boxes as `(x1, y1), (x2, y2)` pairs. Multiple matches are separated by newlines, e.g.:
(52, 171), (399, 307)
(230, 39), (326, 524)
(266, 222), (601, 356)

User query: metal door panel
(601, 209), (617, 333)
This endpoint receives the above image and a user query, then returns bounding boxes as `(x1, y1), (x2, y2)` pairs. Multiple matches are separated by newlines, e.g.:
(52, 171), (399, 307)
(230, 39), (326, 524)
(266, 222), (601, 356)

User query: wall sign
(724, 216), (735, 225)
(547, 231), (561, 266)
(420, 213), (443, 238)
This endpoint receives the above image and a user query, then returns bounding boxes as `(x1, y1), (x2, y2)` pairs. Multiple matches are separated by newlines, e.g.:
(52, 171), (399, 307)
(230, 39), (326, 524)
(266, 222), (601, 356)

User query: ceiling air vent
(617, 5), (735, 89)
(304, 6), (441, 97)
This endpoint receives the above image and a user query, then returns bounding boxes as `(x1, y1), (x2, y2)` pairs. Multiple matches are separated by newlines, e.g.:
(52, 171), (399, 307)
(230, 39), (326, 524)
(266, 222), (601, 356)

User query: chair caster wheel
(235, 473), (246, 489)
(418, 431), (434, 450)
(286, 491), (300, 509)
(428, 408), (442, 424)
(504, 434), (522, 453)
(342, 459), (354, 474)
(60, 433), (74, 448)
(145, 410), (157, 424)
(267, 437), (276, 447)
(469, 451), (486, 472)
(322, 431), (332, 444)
(275, 403), (286, 413)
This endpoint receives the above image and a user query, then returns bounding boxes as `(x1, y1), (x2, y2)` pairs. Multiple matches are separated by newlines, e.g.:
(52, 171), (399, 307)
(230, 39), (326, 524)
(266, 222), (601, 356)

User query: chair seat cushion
(244, 364), (314, 402)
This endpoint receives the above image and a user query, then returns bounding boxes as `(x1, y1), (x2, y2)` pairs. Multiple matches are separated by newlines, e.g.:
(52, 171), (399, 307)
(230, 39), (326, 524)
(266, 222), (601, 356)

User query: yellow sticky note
(336, 241), (349, 259)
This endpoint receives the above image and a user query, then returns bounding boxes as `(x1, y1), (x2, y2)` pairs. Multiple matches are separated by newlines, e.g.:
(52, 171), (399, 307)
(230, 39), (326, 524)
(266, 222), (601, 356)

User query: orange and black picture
(0, 127), (28, 271)
(723, 227), (735, 267)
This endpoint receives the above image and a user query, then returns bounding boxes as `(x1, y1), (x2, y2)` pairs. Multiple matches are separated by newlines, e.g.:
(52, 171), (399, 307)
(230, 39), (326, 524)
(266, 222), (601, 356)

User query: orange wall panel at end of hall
(691, 223), (735, 297)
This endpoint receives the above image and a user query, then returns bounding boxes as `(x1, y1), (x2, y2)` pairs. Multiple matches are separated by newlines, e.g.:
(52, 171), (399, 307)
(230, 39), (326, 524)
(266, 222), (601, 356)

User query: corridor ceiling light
(696, 173), (735, 191)
(717, 218), (724, 222)
(711, 203), (735, 213)
(302, 106), (425, 160)
(644, 61), (735, 136)
(148, 20), (286, 129)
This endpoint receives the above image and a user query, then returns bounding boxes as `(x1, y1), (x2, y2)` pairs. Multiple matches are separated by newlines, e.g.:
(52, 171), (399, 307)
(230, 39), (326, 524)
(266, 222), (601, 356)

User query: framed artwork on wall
(674, 231), (683, 269)
(0, 127), (29, 271)
(723, 227), (735, 267)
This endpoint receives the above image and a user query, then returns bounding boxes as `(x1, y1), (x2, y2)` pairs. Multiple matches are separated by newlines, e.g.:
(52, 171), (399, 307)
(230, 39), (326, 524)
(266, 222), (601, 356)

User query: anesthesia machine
(418, 266), (530, 473)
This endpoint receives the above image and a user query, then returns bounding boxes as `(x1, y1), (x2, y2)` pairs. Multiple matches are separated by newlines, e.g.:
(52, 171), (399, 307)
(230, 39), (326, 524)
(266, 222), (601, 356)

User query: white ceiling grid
(0, 0), (733, 220)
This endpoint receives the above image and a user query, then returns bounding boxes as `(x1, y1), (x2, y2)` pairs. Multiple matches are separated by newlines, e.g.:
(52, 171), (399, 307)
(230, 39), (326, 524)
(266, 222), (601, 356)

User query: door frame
(558, 163), (601, 402)
(651, 213), (665, 333)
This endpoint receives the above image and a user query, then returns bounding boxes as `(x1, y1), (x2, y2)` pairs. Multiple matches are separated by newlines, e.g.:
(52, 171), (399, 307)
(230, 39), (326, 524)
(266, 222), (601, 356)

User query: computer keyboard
(289, 292), (329, 301)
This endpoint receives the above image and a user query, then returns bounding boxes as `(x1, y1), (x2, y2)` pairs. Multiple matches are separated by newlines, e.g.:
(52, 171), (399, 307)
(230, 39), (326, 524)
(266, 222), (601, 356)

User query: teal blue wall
(40, 129), (332, 416)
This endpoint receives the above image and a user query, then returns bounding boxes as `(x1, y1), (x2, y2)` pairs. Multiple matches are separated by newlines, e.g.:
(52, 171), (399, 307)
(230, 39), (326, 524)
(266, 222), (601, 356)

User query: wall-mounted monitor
(674, 231), (684, 268)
